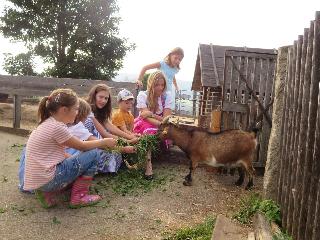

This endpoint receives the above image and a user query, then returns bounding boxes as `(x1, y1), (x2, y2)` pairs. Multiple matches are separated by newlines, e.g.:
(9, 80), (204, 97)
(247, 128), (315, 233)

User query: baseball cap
(117, 89), (134, 102)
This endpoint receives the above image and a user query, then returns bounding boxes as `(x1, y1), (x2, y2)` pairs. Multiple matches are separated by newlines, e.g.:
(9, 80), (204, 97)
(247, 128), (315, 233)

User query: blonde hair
(86, 84), (112, 124)
(38, 88), (78, 125)
(75, 98), (91, 123)
(147, 71), (167, 112)
(164, 47), (184, 69)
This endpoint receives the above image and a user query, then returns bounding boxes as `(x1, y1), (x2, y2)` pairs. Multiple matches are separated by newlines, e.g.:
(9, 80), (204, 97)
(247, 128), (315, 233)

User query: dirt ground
(0, 103), (263, 240)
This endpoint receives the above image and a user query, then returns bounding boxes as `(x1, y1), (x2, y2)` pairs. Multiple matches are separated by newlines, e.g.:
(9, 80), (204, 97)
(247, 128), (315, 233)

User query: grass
(162, 216), (216, 240)
(272, 231), (293, 240)
(94, 168), (175, 196)
(233, 193), (281, 225)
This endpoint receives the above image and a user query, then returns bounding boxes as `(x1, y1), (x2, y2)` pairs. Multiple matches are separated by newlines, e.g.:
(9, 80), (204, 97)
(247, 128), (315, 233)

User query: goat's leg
(183, 159), (198, 186)
(235, 167), (245, 186)
(245, 163), (255, 190)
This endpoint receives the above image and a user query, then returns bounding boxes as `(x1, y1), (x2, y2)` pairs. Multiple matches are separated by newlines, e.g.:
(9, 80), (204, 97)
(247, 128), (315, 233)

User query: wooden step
(211, 214), (247, 240)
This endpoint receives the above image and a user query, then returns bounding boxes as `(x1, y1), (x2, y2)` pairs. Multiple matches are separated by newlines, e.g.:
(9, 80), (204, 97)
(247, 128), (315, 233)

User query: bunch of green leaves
(162, 216), (216, 240)
(233, 193), (281, 225)
(113, 135), (160, 168)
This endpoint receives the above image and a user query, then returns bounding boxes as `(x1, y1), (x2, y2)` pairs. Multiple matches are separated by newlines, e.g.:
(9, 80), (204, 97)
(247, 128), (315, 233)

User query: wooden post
(304, 11), (320, 240)
(263, 46), (289, 201)
(13, 95), (21, 129)
(296, 21), (315, 240)
(210, 108), (221, 133)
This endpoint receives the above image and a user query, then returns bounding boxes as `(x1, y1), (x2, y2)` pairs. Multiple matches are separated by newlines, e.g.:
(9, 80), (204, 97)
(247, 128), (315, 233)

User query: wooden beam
(13, 95), (21, 129)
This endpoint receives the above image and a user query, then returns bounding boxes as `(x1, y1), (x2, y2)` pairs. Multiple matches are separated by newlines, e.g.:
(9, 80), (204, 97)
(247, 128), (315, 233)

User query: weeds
(233, 193), (280, 225)
(272, 231), (293, 240)
(95, 168), (174, 196)
(162, 216), (216, 240)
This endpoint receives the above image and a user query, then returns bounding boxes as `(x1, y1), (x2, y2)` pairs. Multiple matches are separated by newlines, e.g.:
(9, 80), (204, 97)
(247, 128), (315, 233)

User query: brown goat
(158, 117), (257, 189)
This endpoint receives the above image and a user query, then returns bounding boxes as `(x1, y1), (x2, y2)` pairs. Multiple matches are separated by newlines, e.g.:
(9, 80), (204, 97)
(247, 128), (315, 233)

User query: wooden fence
(222, 50), (277, 167)
(0, 74), (135, 129)
(276, 11), (320, 240)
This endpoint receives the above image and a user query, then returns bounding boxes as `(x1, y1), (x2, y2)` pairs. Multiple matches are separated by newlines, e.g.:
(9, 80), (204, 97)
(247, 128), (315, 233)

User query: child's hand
(140, 110), (152, 119)
(134, 133), (141, 137)
(105, 138), (117, 148)
(127, 137), (139, 144)
(122, 146), (136, 154)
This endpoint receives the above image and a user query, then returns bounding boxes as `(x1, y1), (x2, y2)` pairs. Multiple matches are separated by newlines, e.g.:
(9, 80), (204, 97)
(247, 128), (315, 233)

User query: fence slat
(291, 28), (309, 238)
(304, 11), (320, 240)
(296, 21), (315, 240)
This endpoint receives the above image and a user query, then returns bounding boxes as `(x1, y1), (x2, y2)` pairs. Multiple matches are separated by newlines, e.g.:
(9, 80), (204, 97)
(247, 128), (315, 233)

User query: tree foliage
(0, 0), (134, 80)
(3, 52), (37, 76)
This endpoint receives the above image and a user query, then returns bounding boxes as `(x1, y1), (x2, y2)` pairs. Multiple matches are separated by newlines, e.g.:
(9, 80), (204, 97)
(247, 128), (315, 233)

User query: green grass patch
(162, 216), (216, 240)
(233, 193), (281, 225)
(94, 168), (175, 196)
(272, 231), (293, 240)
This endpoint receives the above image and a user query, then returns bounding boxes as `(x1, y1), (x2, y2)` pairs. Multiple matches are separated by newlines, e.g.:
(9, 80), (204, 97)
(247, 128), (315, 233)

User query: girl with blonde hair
(134, 71), (172, 179)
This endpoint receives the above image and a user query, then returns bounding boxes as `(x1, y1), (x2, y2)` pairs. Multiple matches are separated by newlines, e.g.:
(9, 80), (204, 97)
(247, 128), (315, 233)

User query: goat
(158, 116), (257, 189)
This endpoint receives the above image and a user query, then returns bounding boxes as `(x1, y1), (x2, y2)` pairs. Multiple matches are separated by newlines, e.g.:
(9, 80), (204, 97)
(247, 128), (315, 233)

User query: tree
(3, 52), (37, 76)
(0, 0), (134, 80)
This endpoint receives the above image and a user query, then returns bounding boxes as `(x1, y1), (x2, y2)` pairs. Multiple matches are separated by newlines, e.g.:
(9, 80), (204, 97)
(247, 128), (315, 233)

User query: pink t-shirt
(24, 117), (72, 190)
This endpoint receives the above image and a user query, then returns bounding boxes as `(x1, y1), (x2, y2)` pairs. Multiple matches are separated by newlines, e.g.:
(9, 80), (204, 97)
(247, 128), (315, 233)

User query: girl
(136, 47), (184, 109)
(24, 89), (116, 208)
(84, 84), (137, 174)
(134, 71), (172, 179)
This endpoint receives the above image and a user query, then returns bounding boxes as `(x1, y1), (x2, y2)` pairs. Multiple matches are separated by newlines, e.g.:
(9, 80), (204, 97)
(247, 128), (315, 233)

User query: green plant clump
(233, 193), (281, 225)
(162, 217), (216, 240)
(272, 231), (293, 240)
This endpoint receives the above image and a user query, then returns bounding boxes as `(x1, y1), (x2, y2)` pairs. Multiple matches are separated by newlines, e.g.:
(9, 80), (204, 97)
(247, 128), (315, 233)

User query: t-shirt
(68, 122), (93, 141)
(136, 91), (172, 115)
(24, 117), (72, 190)
(112, 109), (134, 131)
(159, 60), (179, 91)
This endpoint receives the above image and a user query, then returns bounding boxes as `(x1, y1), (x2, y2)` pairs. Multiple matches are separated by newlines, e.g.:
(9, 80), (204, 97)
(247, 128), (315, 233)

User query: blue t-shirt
(159, 60), (179, 91)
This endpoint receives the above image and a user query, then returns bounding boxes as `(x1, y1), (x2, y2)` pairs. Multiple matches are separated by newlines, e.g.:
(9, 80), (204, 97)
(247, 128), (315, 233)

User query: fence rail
(277, 11), (320, 240)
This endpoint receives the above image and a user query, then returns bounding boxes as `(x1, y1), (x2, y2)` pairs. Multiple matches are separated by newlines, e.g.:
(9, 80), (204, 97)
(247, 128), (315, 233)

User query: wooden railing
(0, 74), (135, 129)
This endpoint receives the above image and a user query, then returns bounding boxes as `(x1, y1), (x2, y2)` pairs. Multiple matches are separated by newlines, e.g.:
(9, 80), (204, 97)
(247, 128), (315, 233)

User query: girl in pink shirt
(24, 89), (116, 208)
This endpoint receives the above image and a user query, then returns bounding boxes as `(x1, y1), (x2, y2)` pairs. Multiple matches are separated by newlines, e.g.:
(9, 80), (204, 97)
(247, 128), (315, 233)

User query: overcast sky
(0, 0), (319, 83)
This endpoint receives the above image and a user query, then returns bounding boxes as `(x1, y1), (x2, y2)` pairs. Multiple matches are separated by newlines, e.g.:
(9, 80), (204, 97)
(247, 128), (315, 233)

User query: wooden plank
(222, 101), (249, 113)
(285, 35), (303, 235)
(210, 44), (220, 86)
(13, 95), (21, 129)
(296, 22), (316, 240)
(312, 179), (320, 240)
(291, 29), (309, 238)
(225, 50), (277, 59)
(253, 213), (273, 240)
(229, 56), (236, 103)
(304, 11), (320, 240)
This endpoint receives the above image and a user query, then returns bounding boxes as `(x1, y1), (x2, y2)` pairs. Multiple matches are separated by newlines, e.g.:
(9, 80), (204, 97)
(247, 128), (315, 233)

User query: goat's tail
(251, 127), (259, 138)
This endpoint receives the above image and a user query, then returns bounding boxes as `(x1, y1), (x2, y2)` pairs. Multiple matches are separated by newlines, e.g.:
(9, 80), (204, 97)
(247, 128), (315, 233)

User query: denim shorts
(39, 149), (99, 192)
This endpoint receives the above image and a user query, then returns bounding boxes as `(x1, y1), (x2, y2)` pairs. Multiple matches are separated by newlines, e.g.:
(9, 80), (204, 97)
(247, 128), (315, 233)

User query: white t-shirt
(68, 122), (93, 141)
(136, 91), (172, 115)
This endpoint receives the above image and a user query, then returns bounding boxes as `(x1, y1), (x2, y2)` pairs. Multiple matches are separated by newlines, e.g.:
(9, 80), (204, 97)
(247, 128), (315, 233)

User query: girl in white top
(134, 71), (172, 179)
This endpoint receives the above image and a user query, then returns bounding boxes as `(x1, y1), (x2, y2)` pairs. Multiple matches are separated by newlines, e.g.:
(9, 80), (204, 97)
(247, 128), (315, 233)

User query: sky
(0, 0), (319, 84)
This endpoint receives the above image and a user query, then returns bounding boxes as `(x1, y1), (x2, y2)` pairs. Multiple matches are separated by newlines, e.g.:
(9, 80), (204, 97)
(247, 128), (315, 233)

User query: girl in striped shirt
(24, 89), (116, 208)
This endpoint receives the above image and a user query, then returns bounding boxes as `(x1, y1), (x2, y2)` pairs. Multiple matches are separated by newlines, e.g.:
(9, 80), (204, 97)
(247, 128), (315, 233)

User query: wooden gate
(221, 50), (277, 167)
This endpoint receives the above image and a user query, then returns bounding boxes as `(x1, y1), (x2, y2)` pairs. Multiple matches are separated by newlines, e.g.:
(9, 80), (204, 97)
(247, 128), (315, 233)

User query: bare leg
(145, 150), (153, 176)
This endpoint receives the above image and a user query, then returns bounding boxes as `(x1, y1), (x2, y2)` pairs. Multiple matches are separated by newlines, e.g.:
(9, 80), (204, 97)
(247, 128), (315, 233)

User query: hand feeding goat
(158, 116), (258, 189)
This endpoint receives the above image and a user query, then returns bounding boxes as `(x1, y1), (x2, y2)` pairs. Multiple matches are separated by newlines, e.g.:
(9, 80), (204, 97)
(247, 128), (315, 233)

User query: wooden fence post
(13, 95), (21, 129)
(263, 46), (289, 201)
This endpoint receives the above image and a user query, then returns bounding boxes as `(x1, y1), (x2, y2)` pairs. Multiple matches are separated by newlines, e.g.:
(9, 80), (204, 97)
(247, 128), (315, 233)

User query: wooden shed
(192, 43), (277, 167)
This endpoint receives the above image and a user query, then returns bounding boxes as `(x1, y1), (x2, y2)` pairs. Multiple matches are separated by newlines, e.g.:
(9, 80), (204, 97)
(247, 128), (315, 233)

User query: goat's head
(158, 115), (180, 140)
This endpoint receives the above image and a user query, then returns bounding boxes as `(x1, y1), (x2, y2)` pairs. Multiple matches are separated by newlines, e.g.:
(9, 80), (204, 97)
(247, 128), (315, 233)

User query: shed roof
(192, 44), (277, 91)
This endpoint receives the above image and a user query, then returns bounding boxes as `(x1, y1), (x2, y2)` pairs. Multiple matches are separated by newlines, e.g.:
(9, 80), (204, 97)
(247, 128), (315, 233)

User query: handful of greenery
(111, 134), (160, 169)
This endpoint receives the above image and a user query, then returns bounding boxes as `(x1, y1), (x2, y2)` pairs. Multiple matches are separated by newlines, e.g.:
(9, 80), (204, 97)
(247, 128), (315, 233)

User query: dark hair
(74, 98), (91, 124)
(86, 84), (112, 124)
(38, 88), (78, 124)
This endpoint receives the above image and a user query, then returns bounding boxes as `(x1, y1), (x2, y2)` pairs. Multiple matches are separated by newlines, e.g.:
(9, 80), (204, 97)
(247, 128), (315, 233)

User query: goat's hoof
(235, 180), (243, 186)
(183, 181), (192, 186)
(245, 185), (253, 190)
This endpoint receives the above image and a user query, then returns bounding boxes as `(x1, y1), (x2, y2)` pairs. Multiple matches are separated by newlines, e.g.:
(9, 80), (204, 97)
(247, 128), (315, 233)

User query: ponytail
(38, 96), (51, 124)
